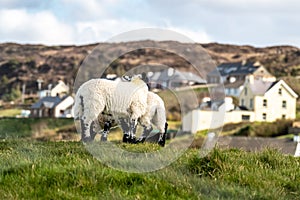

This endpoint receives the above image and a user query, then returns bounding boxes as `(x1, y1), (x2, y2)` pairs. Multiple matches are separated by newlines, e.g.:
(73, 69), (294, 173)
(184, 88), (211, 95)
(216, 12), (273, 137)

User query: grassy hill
(0, 140), (299, 199)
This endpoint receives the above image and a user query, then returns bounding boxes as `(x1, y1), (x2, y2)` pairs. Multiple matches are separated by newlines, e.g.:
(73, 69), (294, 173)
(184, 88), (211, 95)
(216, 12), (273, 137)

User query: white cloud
(0, 0), (299, 47)
(0, 9), (74, 44)
(75, 19), (154, 43)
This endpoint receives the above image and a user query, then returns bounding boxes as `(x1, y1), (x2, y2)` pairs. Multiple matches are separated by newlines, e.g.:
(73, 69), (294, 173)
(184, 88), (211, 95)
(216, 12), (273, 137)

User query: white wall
(54, 96), (74, 118)
(183, 105), (255, 133)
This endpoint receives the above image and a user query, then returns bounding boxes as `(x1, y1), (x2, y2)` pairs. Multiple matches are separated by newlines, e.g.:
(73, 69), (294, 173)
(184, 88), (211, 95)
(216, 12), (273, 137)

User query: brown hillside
(1, 41), (300, 99)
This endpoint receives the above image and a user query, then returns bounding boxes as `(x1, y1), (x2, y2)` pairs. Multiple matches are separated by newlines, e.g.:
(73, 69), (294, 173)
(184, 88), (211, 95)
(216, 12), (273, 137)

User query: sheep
(94, 91), (168, 146)
(73, 75), (148, 142)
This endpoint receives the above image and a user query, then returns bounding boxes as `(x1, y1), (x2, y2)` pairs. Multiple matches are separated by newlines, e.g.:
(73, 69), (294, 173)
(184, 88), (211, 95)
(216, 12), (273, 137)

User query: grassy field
(0, 140), (299, 199)
(0, 109), (21, 117)
(0, 118), (75, 139)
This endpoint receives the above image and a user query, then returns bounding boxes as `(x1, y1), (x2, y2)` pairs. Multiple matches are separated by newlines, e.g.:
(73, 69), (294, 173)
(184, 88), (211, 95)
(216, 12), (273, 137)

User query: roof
(150, 68), (206, 84)
(249, 80), (276, 95)
(31, 96), (62, 109)
(224, 80), (245, 89)
(248, 79), (298, 98)
(209, 61), (260, 77)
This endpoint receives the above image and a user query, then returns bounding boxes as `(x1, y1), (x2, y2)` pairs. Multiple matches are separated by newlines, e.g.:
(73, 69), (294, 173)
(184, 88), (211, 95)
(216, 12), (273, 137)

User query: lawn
(0, 109), (21, 117)
(0, 140), (299, 199)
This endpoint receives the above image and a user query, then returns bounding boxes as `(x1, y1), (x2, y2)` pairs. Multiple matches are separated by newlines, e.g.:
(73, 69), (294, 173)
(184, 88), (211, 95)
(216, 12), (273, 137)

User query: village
(2, 59), (298, 157)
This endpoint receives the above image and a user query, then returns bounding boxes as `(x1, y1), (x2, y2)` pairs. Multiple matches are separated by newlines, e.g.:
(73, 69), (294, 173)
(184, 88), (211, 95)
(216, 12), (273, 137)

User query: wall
(183, 106), (255, 133)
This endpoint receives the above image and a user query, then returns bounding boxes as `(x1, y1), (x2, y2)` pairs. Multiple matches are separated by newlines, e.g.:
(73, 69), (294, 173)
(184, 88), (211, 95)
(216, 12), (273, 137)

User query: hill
(1, 41), (300, 100)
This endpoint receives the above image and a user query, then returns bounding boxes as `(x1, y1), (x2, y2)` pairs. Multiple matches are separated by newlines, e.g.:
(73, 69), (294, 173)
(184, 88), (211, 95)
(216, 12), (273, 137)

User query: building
(207, 61), (275, 96)
(183, 78), (298, 133)
(182, 102), (255, 133)
(239, 76), (298, 121)
(30, 95), (74, 118)
(148, 68), (206, 89)
(38, 80), (69, 99)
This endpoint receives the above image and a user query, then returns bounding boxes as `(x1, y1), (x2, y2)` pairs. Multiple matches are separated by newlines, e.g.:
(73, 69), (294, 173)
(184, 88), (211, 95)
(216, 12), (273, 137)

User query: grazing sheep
(74, 75), (148, 142)
(94, 92), (168, 146)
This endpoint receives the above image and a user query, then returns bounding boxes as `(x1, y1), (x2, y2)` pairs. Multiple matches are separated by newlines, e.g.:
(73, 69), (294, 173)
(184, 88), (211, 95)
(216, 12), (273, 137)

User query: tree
(2, 87), (22, 102)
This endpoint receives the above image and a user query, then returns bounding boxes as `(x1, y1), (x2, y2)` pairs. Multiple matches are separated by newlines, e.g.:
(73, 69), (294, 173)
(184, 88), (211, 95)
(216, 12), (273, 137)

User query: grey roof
(224, 80), (245, 89)
(31, 96), (62, 109)
(250, 80), (278, 95)
(150, 69), (206, 83)
(209, 61), (260, 76)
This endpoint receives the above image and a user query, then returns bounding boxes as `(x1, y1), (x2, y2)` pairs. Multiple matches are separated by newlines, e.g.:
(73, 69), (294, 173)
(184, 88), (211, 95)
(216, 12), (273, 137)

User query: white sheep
(74, 75), (148, 142)
(94, 91), (168, 146)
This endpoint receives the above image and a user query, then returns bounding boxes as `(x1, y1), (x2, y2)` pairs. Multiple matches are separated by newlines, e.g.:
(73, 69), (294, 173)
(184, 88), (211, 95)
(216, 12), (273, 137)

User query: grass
(0, 118), (74, 139)
(0, 109), (21, 117)
(0, 140), (299, 199)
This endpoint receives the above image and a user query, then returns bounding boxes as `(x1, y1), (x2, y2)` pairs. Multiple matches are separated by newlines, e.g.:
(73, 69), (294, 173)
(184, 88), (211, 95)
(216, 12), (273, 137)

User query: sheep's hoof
(158, 139), (165, 147)
(129, 136), (137, 144)
(136, 137), (146, 144)
(122, 134), (130, 143)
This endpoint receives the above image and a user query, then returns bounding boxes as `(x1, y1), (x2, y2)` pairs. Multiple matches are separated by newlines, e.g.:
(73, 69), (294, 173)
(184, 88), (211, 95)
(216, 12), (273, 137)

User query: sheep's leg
(100, 121), (111, 141)
(90, 121), (97, 140)
(80, 116), (92, 142)
(120, 118), (130, 143)
(128, 119), (137, 143)
(136, 125), (153, 143)
(158, 122), (168, 147)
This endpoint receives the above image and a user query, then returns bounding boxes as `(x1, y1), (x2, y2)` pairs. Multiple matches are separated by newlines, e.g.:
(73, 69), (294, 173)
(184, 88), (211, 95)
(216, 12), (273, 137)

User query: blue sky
(0, 0), (300, 47)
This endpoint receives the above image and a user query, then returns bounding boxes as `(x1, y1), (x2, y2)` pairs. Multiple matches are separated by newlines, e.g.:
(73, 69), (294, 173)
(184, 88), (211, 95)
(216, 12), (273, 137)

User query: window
(262, 113), (267, 120)
(282, 115), (286, 119)
(242, 115), (250, 121)
(244, 87), (248, 95)
(241, 99), (244, 106)
(282, 100), (287, 108)
(278, 88), (282, 95)
(250, 99), (253, 109)
(263, 99), (267, 107)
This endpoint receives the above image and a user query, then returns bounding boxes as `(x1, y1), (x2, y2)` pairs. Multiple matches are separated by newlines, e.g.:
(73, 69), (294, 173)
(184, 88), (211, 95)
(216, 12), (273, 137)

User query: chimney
(246, 75), (254, 84)
(242, 60), (247, 66)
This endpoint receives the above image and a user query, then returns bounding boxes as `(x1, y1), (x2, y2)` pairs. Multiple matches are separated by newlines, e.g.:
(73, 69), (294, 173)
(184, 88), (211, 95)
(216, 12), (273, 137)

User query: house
(207, 61), (275, 96)
(30, 95), (74, 118)
(182, 77), (298, 133)
(38, 80), (69, 99)
(239, 76), (298, 121)
(148, 68), (206, 89)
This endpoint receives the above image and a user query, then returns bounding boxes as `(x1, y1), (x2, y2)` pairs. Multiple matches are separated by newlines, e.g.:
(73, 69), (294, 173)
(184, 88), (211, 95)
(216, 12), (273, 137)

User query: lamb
(73, 75), (148, 142)
(94, 91), (168, 146)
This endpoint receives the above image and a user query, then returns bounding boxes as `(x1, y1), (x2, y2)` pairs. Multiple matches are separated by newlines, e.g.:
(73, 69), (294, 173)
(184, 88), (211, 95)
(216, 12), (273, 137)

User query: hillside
(0, 140), (299, 199)
(1, 41), (300, 100)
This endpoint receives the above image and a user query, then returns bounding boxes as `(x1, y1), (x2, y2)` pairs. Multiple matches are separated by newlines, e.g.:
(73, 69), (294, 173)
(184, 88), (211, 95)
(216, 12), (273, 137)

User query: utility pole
(22, 83), (26, 104)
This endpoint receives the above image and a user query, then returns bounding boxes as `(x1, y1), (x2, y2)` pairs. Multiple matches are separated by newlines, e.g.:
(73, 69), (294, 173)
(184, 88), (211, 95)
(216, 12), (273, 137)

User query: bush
(234, 119), (293, 137)
(2, 88), (22, 102)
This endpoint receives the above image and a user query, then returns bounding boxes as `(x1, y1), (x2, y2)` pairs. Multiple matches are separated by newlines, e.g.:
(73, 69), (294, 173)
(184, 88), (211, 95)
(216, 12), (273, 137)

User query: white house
(30, 95), (74, 118)
(239, 76), (298, 121)
(38, 80), (69, 99)
(183, 77), (298, 133)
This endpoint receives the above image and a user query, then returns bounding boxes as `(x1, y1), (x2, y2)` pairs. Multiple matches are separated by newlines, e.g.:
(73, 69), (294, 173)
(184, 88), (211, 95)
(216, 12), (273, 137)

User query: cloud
(0, 9), (74, 44)
(0, 0), (299, 47)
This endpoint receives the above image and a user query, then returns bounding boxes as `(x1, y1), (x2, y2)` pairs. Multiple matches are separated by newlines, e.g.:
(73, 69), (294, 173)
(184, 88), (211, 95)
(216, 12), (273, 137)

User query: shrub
(234, 119), (293, 137)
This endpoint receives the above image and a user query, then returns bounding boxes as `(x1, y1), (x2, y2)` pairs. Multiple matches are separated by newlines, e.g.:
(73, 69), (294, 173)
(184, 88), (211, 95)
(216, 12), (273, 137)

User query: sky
(0, 0), (300, 47)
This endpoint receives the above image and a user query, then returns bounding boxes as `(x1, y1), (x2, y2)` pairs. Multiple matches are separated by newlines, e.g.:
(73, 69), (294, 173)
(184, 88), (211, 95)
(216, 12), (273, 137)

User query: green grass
(0, 140), (299, 199)
(0, 109), (21, 117)
(0, 118), (74, 139)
